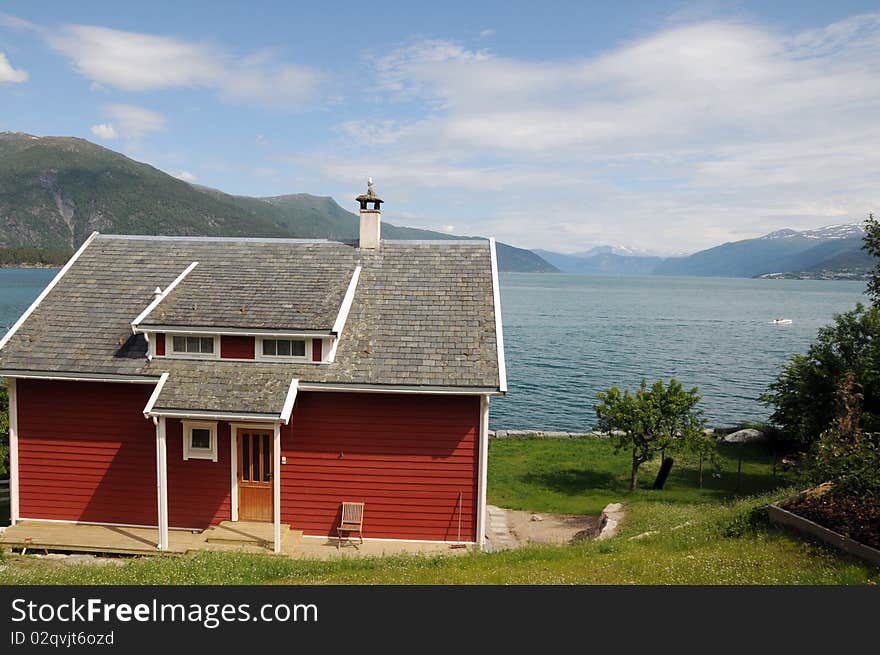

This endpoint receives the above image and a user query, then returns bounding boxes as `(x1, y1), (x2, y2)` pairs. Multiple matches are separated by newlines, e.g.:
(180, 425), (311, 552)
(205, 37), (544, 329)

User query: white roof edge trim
(0, 371), (160, 384)
(489, 238), (507, 393)
(328, 265), (361, 362)
(146, 409), (281, 421)
(0, 231), (100, 352)
(142, 372), (169, 417)
(280, 378), (299, 425)
(297, 382), (503, 396)
(130, 261), (199, 331)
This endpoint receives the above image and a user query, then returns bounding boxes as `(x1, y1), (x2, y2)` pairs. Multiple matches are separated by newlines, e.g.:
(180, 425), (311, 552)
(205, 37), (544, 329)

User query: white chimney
(356, 177), (382, 249)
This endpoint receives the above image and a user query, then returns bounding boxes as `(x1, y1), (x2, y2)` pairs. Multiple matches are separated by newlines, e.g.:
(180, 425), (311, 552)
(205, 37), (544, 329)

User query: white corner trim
(280, 378), (299, 425)
(273, 422), (281, 554)
(142, 372), (169, 417)
(230, 430), (238, 522)
(0, 232), (100, 352)
(155, 417), (169, 550)
(328, 265), (362, 362)
(477, 395), (490, 550)
(489, 238), (507, 393)
(131, 261), (199, 331)
(8, 378), (19, 525)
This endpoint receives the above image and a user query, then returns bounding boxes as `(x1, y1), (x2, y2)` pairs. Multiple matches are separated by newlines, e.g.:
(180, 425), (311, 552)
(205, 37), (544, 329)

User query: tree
(761, 303), (880, 445)
(594, 379), (706, 490)
(862, 212), (880, 303)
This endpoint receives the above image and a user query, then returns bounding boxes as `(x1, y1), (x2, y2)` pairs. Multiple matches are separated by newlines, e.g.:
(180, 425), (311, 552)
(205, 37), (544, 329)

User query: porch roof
(144, 360), (297, 419)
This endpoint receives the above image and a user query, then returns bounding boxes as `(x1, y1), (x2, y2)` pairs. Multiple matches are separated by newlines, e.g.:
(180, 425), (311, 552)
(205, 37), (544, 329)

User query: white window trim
(167, 334), (220, 360)
(256, 336), (311, 362)
(182, 420), (218, 462)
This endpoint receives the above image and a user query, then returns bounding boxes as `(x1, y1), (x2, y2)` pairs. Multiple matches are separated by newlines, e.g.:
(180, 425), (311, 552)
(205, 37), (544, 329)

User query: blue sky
(1, 1), (879, 254)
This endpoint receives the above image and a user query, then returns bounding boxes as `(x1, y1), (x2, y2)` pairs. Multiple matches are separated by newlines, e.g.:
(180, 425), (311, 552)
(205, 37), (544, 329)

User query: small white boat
(771, 318), (793, 325)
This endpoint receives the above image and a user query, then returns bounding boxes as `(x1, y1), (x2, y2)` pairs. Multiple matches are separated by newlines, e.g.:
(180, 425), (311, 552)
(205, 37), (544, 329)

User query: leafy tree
(862, 212), (880, 303)
(594, 379), (706, 490)
(761, 303), (880, 445)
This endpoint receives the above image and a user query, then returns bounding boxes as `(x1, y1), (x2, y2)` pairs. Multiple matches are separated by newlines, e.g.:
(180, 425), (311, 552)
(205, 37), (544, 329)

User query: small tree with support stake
(594, 379), (708, 491)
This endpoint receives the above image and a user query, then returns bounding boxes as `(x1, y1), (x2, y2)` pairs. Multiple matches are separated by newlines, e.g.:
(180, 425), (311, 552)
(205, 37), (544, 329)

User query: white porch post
(8, 378), (19, 526)
(230, 428), (238, 522)
(273, 422), (281, 554)
(477, 395), (490, 550)
(155, 416), (169, 550)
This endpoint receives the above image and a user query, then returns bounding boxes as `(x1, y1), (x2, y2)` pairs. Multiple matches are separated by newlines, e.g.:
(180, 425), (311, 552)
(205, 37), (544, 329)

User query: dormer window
(260, 338), (307, 359)
(170, 335), (217, 358)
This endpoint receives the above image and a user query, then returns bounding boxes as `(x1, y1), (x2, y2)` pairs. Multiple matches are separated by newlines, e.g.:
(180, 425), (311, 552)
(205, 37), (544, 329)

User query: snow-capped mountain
(761, 224), (865, 240)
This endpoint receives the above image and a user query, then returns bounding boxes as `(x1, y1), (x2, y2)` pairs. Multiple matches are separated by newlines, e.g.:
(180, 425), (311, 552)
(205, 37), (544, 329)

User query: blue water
(0, 269), (867, 430)
(491, 273), (866, 431)
(0, 269), (57, 333)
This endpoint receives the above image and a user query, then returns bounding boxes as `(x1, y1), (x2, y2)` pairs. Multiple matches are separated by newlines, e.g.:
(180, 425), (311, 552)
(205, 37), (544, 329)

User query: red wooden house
(0, 184), (506, 552)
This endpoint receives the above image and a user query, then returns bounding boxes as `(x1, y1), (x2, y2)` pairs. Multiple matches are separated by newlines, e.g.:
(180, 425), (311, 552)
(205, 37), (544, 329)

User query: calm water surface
(492, 273), (866, 431)
(0, 269), (866, 431)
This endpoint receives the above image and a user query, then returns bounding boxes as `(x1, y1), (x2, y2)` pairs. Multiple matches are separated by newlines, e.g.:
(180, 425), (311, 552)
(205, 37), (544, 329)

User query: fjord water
(492, 273), (866, 431)
(0, 269), (866, 431)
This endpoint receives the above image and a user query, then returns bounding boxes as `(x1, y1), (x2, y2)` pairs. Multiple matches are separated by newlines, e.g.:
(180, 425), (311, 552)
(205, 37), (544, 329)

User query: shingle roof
(0, 234), (503, 413)
(140, 250), (355, 331)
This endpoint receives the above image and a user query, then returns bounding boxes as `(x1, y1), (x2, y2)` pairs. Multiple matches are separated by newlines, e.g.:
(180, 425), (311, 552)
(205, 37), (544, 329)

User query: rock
(43, 553), (68, 560)
(722, 428), (765, 444)
(672, 521), (692, 530)
(629, 530), (659, 541)
(530, 514), (543, 522)
(62, 554), (96, 565)
(0, 565), (6, 572)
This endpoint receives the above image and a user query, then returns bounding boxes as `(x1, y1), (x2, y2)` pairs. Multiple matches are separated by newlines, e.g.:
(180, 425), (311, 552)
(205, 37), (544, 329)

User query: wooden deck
(0, 521), (301, 556)
(0, 521), (472, 559)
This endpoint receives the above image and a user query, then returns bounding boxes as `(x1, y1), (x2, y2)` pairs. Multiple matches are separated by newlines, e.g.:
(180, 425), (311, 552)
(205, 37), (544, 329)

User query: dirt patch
(785, 489), (880, 551)
(503, 510), (602, 547)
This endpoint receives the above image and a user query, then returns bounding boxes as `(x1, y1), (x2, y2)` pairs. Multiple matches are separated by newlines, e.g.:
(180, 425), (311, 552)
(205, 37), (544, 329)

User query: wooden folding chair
(336, 502), (364, 549)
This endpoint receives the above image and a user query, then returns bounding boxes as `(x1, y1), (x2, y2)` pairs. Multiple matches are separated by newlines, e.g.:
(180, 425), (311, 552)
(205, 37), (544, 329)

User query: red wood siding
(16, 380), (231, 529)
(166, 419), (232, 527)
(155, 332), (165, 356)
(311, 339), (322, 362)
(221, 335), (255, 359)
(280, 392), (480, 542)
(16, 379), (158, 526)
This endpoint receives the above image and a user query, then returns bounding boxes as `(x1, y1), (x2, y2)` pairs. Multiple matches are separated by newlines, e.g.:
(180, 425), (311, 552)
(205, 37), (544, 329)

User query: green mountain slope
(0, 132), (555, 272)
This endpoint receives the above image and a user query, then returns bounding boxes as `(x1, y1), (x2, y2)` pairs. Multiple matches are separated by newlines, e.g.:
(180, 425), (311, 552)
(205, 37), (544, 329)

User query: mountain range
(539, 224), (872, 278)
(0, 132), (556, 272)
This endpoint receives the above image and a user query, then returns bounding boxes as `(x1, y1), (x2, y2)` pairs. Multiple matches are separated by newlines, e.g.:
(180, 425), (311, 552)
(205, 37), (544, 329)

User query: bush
(804, 374), (880, 500)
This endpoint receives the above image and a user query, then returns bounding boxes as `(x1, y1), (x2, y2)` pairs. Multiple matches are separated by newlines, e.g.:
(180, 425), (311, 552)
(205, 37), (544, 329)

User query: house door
(237, 430), (273, 522)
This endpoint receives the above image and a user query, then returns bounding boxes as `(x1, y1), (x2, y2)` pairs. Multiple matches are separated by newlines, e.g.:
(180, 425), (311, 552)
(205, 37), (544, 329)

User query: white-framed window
(258, 337), (308, 360)
(182, 420), (218, 461)
(169, 334), (218, 358)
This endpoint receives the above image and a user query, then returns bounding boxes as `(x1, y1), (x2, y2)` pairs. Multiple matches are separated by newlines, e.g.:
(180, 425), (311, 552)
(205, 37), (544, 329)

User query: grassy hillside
(0, 132), (555, 272)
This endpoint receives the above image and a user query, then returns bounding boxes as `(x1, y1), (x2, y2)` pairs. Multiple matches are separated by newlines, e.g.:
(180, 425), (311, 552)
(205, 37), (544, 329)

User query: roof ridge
(98, 234), (341, 244)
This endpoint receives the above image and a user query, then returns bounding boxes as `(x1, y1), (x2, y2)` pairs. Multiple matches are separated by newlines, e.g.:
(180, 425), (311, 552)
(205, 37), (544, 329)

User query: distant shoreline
(0, 263), (61, 269)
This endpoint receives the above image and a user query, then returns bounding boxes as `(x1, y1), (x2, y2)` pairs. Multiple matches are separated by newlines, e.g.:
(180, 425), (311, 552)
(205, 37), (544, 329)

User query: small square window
(182, 421), (218, 461)
(277, 339), (291, 356)
(173, 336), (187, 351)
(190, 428), (211, 449)
(263, 339), (277, 356)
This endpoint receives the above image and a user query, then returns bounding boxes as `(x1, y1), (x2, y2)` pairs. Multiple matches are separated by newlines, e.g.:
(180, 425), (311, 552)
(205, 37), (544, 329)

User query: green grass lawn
(1, 437), (877, 584)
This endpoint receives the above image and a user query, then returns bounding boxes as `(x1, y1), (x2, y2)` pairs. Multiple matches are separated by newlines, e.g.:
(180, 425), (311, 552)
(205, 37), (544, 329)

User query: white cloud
(318, 14), (880, 252)
(103, 104), (165, 139)
(172, 170), (197, 182)
(479, 29), (495, 38)
(44, 22), (322, 109)
(89, 123), (117, 139)
(0, 52), (28, 83)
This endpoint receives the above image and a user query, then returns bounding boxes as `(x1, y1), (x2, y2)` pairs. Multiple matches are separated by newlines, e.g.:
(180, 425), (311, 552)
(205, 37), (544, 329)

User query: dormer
(129, 248), (361, 365)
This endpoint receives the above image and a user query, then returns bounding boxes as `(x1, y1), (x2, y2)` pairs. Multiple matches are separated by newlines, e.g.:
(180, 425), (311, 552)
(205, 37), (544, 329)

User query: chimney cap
(356, 177), (382, 208)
